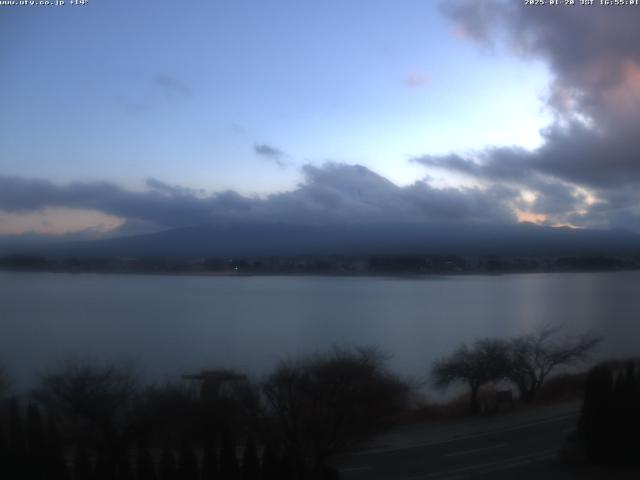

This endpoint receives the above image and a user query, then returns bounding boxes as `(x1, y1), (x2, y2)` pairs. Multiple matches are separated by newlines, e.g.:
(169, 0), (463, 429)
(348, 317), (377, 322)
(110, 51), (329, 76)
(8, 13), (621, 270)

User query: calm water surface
(1, 271), (639, 388)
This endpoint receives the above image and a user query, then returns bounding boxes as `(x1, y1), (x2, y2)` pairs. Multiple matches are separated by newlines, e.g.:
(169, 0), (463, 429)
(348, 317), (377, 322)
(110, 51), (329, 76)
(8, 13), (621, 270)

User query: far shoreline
(2, 265), (640, 279)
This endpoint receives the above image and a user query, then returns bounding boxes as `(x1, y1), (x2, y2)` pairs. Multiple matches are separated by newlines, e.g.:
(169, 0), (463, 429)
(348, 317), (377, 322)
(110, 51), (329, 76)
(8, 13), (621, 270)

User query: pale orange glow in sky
(0, 208), (124, 236)
(551, 223), (582, 229)
(516, 210), (582, 229)
(516, 210), (546, 225)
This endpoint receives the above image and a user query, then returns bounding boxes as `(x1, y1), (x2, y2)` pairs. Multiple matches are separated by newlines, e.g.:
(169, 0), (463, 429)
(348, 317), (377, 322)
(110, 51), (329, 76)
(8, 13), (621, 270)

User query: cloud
(441, 0), (505, 44)
(0, 175), (237, 229)
(0, 163), (519, 234)
(404, 71), (430, 88)
(146, 178), (199, 197)
(443, 0), (640, 138)
(254, 143), (289, 167)
(7, 5), (640, 235)
(416, 1), (640, 231)
(254, 143), (284, 159)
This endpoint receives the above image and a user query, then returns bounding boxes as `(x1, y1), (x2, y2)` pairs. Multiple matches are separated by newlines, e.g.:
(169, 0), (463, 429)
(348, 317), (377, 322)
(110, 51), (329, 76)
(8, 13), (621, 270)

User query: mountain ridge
(2, 222), (639, 259)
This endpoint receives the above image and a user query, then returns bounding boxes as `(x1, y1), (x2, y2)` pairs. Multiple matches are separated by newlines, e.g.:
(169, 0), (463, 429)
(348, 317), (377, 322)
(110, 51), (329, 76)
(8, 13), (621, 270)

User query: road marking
(445, 442), (507, 457)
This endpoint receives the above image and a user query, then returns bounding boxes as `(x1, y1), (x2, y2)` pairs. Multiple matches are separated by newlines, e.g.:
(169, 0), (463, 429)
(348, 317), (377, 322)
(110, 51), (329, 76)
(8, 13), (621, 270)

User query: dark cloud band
(0, 163), (517, 231)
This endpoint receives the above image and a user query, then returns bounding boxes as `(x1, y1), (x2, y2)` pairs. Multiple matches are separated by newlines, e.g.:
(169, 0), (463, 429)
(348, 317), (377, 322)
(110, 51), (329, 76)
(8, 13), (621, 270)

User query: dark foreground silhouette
(576, 360), (640, 467)
(0, 347), (409, 480)
(1, 345), (635, 479)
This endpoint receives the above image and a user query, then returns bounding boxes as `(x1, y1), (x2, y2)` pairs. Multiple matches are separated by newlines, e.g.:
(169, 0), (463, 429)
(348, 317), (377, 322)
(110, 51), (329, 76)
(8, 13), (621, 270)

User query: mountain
(3, 222), (639, 260)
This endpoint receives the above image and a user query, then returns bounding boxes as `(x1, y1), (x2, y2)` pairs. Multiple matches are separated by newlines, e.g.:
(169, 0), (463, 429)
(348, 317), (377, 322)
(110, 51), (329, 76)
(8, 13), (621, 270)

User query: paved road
(336, 412), (579, 480)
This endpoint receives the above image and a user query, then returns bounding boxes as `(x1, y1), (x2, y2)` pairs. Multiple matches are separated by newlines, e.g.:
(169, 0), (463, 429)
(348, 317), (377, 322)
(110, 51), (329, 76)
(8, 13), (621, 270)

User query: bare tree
(134, 381), (202, 445)
(262, 346), (410, 474)
(431, 339), (511, 414)
(32, 360), (139, 462)
(507, 324), (601, 403)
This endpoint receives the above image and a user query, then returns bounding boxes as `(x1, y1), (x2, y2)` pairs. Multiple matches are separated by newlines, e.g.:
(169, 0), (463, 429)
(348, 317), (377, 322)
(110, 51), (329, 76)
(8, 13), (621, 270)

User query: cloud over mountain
(3, 3), (640, 237)
(0, 163), (518, 235)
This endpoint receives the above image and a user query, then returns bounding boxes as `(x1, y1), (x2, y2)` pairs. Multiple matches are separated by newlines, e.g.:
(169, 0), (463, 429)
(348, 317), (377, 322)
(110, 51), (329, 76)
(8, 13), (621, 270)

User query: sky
(1, 0), (639, 237)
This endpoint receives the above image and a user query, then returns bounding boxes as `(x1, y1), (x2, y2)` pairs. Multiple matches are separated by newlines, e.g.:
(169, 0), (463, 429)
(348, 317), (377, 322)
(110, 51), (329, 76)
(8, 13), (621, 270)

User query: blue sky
(1, 1), (549, 191)
(2, 0), (639, 235)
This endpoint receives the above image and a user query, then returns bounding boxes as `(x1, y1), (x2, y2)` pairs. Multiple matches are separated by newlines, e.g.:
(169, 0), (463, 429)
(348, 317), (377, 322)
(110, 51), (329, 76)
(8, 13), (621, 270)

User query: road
(336, 412), (579, 480)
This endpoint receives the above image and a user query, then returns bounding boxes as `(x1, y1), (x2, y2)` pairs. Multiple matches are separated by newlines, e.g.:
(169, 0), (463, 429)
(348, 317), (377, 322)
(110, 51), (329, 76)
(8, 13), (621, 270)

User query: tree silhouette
(177, 442), (198, 480)
(8, 398), (26, 479)
(117, 451), (134, 480)
(260, 444), (279, 480)
(278, 453), (295, 480)
(0, 420), (7, 480)
(73, 445), (93, 480)
(201, 438), (218, 479)
(34, 361), (139, 460)
(219, 427), (240, 480)
(432, 339), (511, 413)
(579, 363), (614, 464)
(507, 325), (600, 403)
(135, 444), (156, 480)
(611, 366), (630, 463)
(94, 450), (115, 480)
(26, 403), (47, 479)
(158, 446), (177, 480)
(241, 436), (260, 480)
(45, 413), (69, 480)
(263, 347), (409, 471)
(134, 382), (201, 452)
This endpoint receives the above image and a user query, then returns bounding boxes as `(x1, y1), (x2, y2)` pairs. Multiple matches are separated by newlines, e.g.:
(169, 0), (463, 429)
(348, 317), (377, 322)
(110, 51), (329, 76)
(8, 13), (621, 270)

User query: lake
(1, 270), (639, 390)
